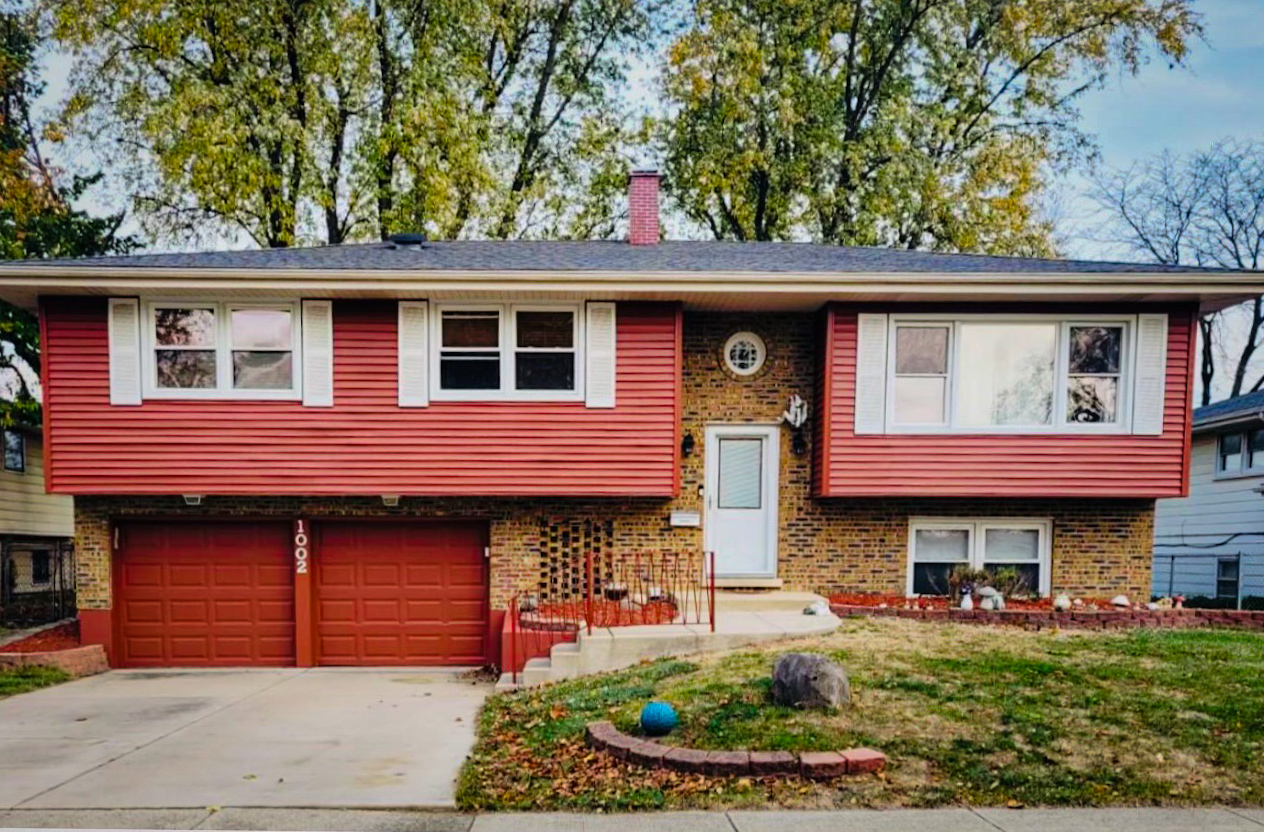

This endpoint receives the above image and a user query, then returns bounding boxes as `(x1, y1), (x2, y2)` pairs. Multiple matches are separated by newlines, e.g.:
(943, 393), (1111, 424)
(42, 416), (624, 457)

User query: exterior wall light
(381, 495), (401, 507)
(182, 495), (203, 506)
(681, 432), (695, 457)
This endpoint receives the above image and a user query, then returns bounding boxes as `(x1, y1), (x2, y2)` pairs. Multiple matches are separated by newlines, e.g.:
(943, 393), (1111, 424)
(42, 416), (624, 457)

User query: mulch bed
(0, 622), (80, 653)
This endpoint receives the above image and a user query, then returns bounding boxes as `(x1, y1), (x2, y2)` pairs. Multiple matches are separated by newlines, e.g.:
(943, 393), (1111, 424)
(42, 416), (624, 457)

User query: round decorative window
(723, 331), (767, 377)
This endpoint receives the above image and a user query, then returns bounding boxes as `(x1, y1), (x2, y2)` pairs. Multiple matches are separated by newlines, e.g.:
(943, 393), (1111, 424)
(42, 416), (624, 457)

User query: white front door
(704, 425), (779, 577)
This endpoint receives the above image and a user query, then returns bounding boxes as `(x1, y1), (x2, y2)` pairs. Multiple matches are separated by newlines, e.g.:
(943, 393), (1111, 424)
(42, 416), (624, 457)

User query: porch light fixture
(182, 495), (203, 506)
(381, 494), (401, 507)
(681, 432), (695, 457)
(783, 393), (809, 456)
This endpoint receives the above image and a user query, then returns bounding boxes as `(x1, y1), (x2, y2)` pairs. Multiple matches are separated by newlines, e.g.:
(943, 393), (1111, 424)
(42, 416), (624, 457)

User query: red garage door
(315, 521), (488, 666)
(114, 522), (296, 667)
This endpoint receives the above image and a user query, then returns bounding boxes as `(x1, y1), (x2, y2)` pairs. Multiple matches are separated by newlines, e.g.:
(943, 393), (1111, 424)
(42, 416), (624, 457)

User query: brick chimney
(628, 169), (660, 245)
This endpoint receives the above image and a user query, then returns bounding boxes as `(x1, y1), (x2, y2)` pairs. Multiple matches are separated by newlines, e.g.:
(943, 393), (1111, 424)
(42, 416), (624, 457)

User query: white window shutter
(301, 300), (334, 407)
(107, 298), (142, 405)
(1132, 313), (1169, 435)
(854, 313), (889, 434)
(398, 301), (429, 407)
(585, 302), (617, 408)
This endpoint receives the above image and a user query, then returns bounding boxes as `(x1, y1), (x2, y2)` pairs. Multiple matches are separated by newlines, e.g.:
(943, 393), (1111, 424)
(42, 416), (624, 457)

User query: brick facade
(72, 310), (1156, 614)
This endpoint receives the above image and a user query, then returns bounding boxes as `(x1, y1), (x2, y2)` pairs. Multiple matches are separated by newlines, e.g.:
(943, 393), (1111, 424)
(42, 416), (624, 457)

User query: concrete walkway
(0, 807), (1261, 831)
(0, 669), (489, 810)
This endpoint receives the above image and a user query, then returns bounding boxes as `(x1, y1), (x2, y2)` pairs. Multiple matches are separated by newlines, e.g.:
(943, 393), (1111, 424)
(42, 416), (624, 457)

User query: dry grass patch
(458, 618), (1264, 811)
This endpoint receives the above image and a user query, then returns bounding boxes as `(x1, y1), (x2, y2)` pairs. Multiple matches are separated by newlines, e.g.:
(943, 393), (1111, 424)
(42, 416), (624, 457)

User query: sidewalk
(0, 807), (1260, 831)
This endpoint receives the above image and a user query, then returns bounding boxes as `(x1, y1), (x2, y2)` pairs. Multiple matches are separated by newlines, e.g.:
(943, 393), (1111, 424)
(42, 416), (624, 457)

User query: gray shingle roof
(1194, 390), (1264, 427)
(0, 240), (1242, 273)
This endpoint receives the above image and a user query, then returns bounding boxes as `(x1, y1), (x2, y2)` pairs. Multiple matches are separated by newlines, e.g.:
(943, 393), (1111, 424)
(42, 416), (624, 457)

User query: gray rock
(771, 653), (850, 710)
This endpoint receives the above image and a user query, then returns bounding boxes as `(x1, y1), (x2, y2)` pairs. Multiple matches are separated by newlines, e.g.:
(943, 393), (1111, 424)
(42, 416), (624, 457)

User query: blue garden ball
(640, 701), (678, 737)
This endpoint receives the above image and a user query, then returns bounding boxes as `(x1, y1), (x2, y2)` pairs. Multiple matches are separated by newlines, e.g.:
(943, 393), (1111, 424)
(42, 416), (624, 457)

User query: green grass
(0, 665), (70, 699)
(457, 618), (1264, 811)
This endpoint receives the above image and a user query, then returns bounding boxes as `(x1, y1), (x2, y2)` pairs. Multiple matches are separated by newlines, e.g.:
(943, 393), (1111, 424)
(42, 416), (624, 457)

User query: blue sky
(34, 0), (1264, 260)
(1059, 0), (1264, 258)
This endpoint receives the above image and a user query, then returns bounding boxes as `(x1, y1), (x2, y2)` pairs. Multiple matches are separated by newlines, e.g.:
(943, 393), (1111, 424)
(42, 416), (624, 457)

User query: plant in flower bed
(458, 617), (1264, 811)
(828, 592), (1110, 611)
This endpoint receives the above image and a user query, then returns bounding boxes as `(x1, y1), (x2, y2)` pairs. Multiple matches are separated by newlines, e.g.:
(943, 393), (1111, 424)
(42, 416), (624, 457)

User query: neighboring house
(0, 424), (75, 614)
(0, 171), (1259, 668)
(1154, 391), (1264, 604)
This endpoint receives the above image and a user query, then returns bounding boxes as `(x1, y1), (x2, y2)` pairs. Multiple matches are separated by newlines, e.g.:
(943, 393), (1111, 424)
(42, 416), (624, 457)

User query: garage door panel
(115, 521), (296, 668)
(315, 521), (488, 666)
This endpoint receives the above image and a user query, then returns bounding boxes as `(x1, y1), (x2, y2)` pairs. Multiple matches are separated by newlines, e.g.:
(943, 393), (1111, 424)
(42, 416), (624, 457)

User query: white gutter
(0, 266), (1258, 285)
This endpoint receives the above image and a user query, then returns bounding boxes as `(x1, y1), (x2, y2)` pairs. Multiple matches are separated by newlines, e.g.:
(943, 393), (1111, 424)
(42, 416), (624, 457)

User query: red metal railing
(508, 550), (716, 684)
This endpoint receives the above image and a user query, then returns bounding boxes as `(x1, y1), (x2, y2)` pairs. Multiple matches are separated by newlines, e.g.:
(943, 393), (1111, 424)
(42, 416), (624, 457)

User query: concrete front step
(498, 607), (841, 690)
(710, 590), (828, 614)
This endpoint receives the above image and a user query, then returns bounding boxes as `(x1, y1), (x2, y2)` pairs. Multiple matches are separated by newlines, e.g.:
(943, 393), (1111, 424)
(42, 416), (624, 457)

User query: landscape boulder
(771, 652), (849, 710)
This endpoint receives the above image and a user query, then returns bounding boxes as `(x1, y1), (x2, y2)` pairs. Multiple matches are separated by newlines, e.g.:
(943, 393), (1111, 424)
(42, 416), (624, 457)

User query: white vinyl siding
(1154, 433), (1264, 600)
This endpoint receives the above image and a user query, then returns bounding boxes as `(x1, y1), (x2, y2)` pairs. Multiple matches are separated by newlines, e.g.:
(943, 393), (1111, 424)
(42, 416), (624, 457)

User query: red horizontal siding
(819, 305), (1196, 498)
(42, 299), (680, 497)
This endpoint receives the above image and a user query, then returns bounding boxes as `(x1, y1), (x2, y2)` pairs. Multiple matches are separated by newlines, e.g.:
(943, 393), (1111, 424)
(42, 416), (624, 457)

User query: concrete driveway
(0, 668), (490, 809)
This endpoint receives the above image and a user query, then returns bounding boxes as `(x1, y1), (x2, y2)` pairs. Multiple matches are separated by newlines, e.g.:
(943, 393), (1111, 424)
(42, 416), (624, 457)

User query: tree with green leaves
(52, 0), (659, 246)
(1, 2), (136, 427)
(660, 0), (1201, 253)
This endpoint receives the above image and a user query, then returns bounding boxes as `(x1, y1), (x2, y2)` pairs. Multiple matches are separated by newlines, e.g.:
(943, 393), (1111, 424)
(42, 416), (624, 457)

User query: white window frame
(1215, 428), (1264, 479)
(429, 302), (585, 402)
(2, 429), (25, 473)
(141, 300), (303, 400)
(885, 313), (1134, 434)
(907, 517), (1053, 597)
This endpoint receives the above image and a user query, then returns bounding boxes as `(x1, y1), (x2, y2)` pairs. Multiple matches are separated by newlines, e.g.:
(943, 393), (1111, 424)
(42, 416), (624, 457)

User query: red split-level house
(0, 170), (1259, 669)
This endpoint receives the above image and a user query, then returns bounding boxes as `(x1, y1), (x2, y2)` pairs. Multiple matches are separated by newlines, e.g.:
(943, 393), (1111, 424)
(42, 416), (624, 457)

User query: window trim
(907, 517), (1053, 597)
(1214, 429), (1264, 479)
(429, 301), (585, 402)
(2, 429), (25, 473)
(884, 313), (1135, 435)
(141, 300), (303, 400)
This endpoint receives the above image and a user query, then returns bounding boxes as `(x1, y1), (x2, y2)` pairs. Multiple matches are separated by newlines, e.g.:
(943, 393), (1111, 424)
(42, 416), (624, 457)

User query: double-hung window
(907, 518), (1051, 596)
(143, 301), (301, 399)
(1216, 428), (1264, 477)
(887, 316), (1131, 432)
(433, 303), (582, 400)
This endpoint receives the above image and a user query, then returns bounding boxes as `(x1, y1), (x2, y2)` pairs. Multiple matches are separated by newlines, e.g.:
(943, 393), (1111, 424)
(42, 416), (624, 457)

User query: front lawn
(0, 666), (70, 699)
(457, 618), (1264, 811)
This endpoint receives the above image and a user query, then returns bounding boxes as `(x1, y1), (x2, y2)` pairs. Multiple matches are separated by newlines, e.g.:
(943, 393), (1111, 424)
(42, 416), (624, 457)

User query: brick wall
(73, 311), (1157, 611)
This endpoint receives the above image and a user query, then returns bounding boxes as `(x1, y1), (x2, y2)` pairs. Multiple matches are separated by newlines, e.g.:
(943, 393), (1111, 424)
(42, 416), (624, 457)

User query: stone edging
(832, 604), (1264, 631)
(584, 721), (886, 778)
(0, 644), (109, 677)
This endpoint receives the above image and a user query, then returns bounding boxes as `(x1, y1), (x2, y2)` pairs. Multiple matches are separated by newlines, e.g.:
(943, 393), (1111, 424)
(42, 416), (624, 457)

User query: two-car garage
(112, 519), (489, 668)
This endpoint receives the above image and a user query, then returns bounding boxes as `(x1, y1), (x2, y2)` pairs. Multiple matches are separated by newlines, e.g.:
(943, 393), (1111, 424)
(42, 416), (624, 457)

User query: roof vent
(387, 232), (427, 250)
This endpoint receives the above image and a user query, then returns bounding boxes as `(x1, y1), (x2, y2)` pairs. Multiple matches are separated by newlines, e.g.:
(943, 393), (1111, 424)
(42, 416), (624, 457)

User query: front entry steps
(496, 591), (840, 691)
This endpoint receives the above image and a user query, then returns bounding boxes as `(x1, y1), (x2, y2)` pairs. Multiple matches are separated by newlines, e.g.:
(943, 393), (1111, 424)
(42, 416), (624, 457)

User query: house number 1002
(294, 520), (309, 574)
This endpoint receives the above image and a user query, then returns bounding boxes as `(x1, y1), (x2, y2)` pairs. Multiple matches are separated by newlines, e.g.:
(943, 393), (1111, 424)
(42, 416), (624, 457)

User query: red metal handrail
(507, 550), (716, 682)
